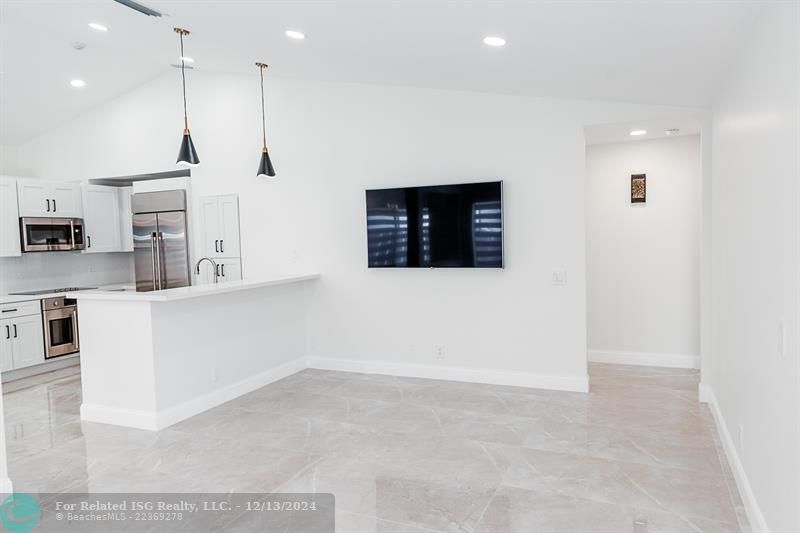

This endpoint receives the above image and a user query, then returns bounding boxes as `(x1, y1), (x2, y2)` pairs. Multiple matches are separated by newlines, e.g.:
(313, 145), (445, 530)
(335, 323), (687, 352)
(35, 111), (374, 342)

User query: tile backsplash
(0, 252), (133, 294)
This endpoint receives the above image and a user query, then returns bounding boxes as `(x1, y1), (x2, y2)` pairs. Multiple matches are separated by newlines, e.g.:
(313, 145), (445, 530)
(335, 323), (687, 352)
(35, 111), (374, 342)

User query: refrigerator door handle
(157, 231), (167, 290)
(151, 232), (159, 291)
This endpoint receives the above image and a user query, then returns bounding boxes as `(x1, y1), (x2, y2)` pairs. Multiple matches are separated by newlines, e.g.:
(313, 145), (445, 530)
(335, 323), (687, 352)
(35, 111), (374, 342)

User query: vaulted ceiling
(0, 0), (764, 145)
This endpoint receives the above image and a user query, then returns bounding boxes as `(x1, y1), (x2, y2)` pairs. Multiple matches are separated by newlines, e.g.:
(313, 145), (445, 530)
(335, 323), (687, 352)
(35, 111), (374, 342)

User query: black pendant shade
(177, 130), (200, 166)
(175, 28), (199, 167)
(255, 62), (275, 178)
(257, 148), (275, 177)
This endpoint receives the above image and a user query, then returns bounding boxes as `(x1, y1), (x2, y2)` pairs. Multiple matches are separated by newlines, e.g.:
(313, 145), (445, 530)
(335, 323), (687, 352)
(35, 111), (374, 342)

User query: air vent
(170, 64), (194, 70)
(113, 0), (162, 17)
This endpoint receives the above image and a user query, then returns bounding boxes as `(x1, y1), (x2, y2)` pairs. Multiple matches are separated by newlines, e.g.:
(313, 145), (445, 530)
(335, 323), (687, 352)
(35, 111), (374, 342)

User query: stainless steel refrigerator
(131, 190), (191, 292)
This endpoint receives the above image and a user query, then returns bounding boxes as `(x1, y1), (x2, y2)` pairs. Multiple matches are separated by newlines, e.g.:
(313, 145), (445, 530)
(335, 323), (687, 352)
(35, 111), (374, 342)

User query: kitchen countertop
(0, 283), (137, 306)
(71, 273), (320, 302)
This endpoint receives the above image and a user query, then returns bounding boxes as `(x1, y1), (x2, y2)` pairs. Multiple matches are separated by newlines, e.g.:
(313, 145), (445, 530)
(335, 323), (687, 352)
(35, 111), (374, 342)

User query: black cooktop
(9, 287), (97, 296)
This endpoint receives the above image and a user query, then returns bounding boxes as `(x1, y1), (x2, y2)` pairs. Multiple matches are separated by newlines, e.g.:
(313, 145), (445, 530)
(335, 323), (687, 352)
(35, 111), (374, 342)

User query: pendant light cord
(260, 65), (267, 150)
(179, 31), (188, 131)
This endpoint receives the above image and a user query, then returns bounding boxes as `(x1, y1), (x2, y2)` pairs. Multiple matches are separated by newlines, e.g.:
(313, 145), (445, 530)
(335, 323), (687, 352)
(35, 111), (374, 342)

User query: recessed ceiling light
(70, 79), (86, 88)
(88, 22), (108, 32)
(483, 36), (506, 47)
(665, 128), (680, 135)
(629, 130), (647, 136)
(285, 30), (305, 40)
(180, 56), (194, 63)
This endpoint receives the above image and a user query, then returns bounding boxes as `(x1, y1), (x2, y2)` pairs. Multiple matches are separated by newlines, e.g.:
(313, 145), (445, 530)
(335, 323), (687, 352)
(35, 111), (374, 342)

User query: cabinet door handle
(4, 325), (8, 339)
(215, 240), (219, 253)
(220, 240), (224, 253)
(46, 199), (51, 212)
(221, 264), (225, 277)
(1, 309), (17, 313)
(53, 198), (57, 212)
(215, 264), (220, 277)
(12, 324), (16, 338)
(87, 235), (92, 248)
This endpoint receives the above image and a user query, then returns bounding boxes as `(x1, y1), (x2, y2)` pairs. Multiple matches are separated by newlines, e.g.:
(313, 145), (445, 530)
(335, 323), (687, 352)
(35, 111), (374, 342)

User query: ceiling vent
(113, 0), (163, 17)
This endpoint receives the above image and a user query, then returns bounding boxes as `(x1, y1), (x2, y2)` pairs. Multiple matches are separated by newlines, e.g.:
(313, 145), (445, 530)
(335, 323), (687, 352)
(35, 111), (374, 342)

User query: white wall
(707, 2), (799, 530)
(0, 146), (20, 175)
(586, 136), (701, 367)
(11, 71), (706, 387)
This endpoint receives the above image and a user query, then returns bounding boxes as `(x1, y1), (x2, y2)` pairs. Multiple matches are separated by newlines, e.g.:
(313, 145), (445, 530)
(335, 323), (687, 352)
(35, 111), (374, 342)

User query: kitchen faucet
(194, 257), (219, 283)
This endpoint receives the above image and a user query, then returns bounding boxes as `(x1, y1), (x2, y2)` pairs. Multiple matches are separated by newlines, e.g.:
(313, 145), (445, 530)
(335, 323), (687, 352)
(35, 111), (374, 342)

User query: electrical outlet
(738, 423), (744, 454)
(778, 319), (786, 358)
(435, 345), (445, 360)
(551, 269), (567, 286)
(212, 367), (219, 383)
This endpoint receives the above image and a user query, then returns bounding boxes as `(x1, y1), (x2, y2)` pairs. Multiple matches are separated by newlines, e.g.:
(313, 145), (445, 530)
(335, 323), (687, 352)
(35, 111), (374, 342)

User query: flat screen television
(366, 181), (503, 268)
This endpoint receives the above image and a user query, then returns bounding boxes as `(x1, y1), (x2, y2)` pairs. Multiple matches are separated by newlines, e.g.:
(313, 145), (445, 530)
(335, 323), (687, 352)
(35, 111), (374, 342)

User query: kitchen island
(73, 273), (320, 430)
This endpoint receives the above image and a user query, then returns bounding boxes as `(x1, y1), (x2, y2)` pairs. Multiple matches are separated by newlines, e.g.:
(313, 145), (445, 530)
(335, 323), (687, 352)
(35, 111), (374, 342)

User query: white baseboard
(306, 356), (589, 393)
(81, 357), (307, 431)
(2, 354), (80, 383)
(699, 383), (769, 532)
(80, 403), (159, 431)
(155, 357), (307, 429)
(81, 355), (590, 430)
(588, 349), (699, 369)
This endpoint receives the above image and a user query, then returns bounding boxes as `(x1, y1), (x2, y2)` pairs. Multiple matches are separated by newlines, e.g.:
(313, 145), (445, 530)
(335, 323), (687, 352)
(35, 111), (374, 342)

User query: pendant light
(175, 27), (199, 166)
(255, 62), (275, 177)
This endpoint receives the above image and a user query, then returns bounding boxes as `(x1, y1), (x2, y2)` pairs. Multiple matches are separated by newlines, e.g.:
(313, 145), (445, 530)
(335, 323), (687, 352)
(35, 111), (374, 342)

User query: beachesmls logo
(0, 493), (40, 533)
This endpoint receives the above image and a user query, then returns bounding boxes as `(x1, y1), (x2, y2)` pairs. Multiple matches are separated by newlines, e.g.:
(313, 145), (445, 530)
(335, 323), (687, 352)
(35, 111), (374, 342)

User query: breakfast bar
(73, 274), (319, 430)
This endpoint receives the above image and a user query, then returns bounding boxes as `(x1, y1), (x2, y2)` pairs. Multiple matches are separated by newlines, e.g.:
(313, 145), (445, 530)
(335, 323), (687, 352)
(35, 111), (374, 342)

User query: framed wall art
(631, 174), (646, 204)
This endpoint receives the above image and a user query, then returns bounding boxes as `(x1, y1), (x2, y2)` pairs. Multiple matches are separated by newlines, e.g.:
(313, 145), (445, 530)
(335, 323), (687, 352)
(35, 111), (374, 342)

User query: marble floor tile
(2, 362), (748, 533)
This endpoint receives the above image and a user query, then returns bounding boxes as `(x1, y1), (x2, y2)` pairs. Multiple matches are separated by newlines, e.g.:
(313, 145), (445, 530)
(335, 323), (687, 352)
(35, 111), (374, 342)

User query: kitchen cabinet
(82, 185), (122, 253)
(9, 314), (45, 368)
(0, 177), (21, 257)
(0, 330), (12, 372)
(0, 306), (45, 372)
(118, 186), (134, 252)
(18, 178), (83, 218)
(198, 258), (242, 284)
(200, 194), (241, 258)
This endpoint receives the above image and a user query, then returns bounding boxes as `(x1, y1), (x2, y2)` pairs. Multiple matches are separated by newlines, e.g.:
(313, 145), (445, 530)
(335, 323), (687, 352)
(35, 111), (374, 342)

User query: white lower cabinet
(0, 312), (45, 371)
(10, 314), (45, 368)
(198, 258), (242, 284)
(0, 330), (12, 372)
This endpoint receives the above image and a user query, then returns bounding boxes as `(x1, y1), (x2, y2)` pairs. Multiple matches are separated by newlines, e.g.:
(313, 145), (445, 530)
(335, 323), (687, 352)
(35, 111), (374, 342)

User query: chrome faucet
(194, 257), (219, 283)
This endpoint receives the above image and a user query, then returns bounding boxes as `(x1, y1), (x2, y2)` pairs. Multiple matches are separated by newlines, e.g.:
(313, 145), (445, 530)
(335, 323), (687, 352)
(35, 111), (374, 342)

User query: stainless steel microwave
(20, 217), (85, 252)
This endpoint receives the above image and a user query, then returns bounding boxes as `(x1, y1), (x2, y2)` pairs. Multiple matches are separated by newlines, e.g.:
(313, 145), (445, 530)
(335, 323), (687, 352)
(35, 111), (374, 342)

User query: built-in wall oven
(20, 217), (85, 252)
(42, 297), (79, 358)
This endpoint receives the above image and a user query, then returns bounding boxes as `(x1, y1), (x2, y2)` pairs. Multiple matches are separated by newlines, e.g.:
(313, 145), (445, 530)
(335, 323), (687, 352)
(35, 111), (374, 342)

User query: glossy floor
(4, 363), (748, 532)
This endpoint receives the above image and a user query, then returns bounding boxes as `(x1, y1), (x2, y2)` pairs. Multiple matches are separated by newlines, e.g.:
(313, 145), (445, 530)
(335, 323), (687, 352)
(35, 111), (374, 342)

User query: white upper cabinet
(199, 194), (241, 258)
(0, 177), (21, 257)
(200, 197), (222, 257)
(218, 195), (241, 257)
(17, 178), (83, 218)
(51, 182), (83, 217)
(17, 179), (49, 216)
(82, 185), (122, 253)
(118, 186), (134, 252)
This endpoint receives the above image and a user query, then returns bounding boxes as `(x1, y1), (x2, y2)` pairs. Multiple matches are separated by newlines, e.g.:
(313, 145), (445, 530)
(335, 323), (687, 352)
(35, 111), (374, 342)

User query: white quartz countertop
(70, 273), (321, 302)
(0, 283), (136, 306)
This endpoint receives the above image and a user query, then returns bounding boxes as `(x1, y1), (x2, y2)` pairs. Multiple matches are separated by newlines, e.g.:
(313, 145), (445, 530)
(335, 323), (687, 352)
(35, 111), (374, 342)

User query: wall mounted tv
(366, 181), (503, 268)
